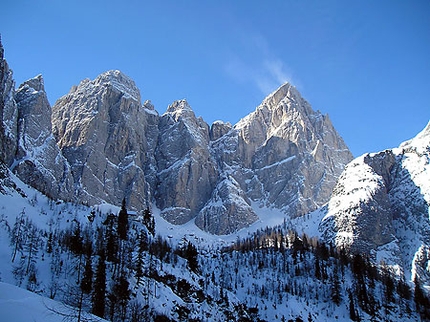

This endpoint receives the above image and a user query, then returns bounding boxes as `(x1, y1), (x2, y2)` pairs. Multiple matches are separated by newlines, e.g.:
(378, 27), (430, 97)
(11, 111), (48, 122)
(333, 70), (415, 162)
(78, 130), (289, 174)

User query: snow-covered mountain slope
(316, 121), (430, 285)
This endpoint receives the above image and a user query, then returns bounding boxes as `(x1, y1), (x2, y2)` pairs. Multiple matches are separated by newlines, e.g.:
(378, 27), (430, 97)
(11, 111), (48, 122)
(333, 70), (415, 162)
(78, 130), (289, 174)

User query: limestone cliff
(0, 55), (353, 234)
(13, 75), (73, 200)
(52, 70), (155, 208)
(0, 38), (18, 166)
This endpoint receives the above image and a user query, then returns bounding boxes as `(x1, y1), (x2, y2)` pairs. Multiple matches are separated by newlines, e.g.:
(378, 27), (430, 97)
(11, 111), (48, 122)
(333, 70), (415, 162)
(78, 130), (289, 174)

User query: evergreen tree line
(220, 225), (430, 321)
(5, 201), (430, 321)
(6, 200), (204, 322)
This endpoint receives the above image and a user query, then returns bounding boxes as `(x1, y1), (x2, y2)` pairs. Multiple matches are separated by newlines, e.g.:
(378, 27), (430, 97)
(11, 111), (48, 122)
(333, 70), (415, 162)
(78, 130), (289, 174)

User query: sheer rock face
(52, 70), (155, 208)
(210, 121), (232, 141)
(195, 175), (258, 235)
(210, 84), (353, 222)
(320, 122), (430, 282)
(155, 100), (218, 224)
(13, 76), (74, 200)
(0, 40), (18, 166)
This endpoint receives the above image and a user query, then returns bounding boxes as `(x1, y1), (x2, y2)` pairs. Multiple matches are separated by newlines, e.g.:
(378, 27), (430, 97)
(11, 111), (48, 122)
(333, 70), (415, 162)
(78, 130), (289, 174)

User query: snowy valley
(1, 38), (430, 321)
(0, 165), (426, 321)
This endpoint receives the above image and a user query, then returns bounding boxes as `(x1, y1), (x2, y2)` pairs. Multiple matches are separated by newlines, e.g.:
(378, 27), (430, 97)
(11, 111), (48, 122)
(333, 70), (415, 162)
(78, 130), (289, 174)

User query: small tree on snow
(92, 251), (106, 319)
(118, 198), (129, 241)
(11, 208), (26, 263)
(186, 241), (199, 273)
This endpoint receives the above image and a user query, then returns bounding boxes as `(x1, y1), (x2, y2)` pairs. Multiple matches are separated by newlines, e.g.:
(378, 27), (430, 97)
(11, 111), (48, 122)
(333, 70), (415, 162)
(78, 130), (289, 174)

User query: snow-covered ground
(0, 282), (107, 322)
(152, 200), (291, 248)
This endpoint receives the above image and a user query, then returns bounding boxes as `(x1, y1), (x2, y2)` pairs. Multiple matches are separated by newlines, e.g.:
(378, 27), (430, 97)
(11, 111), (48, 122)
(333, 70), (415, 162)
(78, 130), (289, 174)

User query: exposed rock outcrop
(155, 99), (218, 224)
(52, 70), (155, 208)
(195, 175), (258, 235)
(208, 84), (353, 222)
(0, 39), (18, 166)
(13, 75), (74, 200)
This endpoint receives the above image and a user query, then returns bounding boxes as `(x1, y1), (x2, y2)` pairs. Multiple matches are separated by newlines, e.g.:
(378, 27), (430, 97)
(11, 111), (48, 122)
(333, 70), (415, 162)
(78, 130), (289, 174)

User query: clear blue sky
(1, 0), (429, 157)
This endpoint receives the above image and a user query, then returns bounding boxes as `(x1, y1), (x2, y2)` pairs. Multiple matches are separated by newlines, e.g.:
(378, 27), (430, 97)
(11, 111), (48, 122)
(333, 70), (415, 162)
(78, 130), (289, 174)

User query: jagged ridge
(1, 40), (352, 235)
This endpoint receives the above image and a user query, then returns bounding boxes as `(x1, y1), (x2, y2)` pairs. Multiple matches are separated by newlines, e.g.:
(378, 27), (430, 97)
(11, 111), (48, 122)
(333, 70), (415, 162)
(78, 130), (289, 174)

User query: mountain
(205, 83), (351, 225)
(318, 121), (430, 283)
(51, 73), (352, 234)
(154, 99), (218, 225)
(0, 38), (353, 235)
(1, 39), (430, 321)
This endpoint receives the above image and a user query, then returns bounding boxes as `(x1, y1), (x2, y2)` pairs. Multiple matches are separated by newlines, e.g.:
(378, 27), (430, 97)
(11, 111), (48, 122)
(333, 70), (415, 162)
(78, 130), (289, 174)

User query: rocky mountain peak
(165, 99), (196, 121)
(0, 36), (3, 58)
(18, 74), (45, 93)
(51, 70), (151, 208)
(161, 99), (210, 147)
(15, 74), (51, 144)
(167, 99), (191, 112)
(143, 99), (155, 111)
(261, 82), (295, 107)
(10, 73), (74, 200)
(210, 120), (232, 141)
(207, 81), (352, 229)
(67, 69), (141, 105)
(235, 82), (320, 148)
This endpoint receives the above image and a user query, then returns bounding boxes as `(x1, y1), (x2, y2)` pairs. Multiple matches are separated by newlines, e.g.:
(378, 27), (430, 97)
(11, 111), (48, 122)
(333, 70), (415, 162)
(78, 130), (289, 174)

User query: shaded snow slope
(0, 282), (108, 322)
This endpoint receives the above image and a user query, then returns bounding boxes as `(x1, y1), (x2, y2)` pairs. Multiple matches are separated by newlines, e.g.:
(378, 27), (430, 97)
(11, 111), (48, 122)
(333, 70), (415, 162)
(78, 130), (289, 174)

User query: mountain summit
(200, 82), (353, 233)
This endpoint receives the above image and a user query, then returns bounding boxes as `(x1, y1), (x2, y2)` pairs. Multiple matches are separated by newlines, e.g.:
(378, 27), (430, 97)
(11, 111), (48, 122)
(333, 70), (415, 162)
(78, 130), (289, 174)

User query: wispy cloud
(256, 59), (292, 93)
(223, 34), (295, 95)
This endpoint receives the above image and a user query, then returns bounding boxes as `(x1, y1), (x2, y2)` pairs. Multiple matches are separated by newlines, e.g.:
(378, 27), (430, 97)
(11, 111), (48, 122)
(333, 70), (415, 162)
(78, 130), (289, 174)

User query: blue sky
(1, 0), (429, 157)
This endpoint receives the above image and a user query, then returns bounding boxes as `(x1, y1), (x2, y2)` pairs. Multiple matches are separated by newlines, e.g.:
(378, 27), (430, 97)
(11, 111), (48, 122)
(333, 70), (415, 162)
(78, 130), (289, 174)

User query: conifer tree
(92, 251), (106, 319)
(24, 223), (39, 275)
(331, 265), (342, 305)
(186, 241), (199, 273)
(414, 277), (430, 319)
(46, 231), (53, 254)
(118, 198), (129, 241)
(80, 241), (93, 295)
(105, 215), (119, 264)
(70, 221), (83, 255)
(107, 271), (131, 321)
(348, 290), (359, 321)
(11, 208), (26, 263)
(135, 230), (148, 283)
